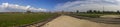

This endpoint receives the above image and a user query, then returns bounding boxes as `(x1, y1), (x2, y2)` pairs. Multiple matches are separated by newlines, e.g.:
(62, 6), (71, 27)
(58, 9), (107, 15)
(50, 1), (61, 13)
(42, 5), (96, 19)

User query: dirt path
(41, 15), (120, 27)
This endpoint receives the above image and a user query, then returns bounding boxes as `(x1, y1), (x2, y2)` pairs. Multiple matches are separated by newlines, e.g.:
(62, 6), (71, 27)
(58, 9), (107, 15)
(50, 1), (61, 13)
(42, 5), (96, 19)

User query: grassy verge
(0, 13), (58, 27)
(74, 13), (103, 18)
(72, 13), (120, 18)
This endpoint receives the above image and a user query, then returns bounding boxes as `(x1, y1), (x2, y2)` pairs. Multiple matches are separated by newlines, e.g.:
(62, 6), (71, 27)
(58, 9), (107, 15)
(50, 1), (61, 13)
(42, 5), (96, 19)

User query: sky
(55, 0), (120, 12)
(0, 0), (120, 12)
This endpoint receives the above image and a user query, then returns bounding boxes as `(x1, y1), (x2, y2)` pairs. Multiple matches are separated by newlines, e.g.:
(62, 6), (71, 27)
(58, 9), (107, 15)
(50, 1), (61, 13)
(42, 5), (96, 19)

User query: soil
(41, 15), (120, 27)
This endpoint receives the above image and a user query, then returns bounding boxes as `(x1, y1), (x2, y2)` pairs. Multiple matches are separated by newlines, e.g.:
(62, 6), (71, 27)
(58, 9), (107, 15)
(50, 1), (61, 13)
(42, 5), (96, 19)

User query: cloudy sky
(0, 0), (120, 12)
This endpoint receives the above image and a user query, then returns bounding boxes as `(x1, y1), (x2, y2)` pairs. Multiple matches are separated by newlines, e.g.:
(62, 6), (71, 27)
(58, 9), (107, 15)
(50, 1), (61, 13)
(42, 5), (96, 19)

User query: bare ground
(41, 15), (120, 27)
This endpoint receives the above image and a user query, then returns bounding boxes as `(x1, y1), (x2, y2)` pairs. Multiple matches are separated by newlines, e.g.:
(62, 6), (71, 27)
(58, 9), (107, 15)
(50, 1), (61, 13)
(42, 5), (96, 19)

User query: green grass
(74, 13), (120, 18)
(74, 13), (104, 18)
(0, 13), (58, 27)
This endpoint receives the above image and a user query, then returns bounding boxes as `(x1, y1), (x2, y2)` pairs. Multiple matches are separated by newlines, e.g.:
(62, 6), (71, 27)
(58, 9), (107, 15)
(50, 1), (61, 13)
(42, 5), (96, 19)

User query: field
(73, 13), (120, 18)
(0, 13), (58, 27)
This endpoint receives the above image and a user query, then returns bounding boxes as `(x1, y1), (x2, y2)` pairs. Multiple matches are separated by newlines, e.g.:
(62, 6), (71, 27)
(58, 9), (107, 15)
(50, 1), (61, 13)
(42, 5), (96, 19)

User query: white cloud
(55, 0), (120, 12)
(29, 7), (47, 12)
(0, 3), (47, 12)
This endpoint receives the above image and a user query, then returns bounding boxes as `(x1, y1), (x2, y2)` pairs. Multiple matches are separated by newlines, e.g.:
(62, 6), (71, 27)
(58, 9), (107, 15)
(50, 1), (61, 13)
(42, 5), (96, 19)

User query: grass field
(74, 13), (103, 18)
(0, 13), (58, 27)
(74, 13), (120, 18)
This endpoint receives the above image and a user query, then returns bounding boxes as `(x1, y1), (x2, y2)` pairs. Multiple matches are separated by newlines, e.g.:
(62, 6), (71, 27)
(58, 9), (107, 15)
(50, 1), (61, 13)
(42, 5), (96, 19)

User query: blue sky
(0, 0), (72, 11)
(0, 0), (120, 12)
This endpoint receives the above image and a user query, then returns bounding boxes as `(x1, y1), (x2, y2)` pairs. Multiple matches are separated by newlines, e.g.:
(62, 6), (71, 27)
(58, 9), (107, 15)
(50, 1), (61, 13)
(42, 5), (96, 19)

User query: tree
(27, 10), (31, 13)
(76, 10), (79, 13)
(93, 10), (97, 13)
(96, 10), (100, 13)
(26, 8), (31, 13)
(117, 10), (120, 13)
(87, 10), (92, 13)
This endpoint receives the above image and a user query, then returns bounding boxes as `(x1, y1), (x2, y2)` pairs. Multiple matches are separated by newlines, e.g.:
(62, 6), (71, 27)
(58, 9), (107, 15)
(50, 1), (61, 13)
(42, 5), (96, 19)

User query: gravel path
(41, 15), (120, 27)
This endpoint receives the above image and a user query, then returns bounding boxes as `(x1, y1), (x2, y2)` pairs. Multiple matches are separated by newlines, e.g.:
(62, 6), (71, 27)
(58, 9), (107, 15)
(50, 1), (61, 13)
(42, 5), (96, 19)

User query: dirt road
(41, 15), (120, 27)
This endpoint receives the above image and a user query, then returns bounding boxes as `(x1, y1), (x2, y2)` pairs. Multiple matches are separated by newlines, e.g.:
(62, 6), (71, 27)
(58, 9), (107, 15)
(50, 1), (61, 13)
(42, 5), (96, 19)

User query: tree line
(76, 10), (120, 14)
